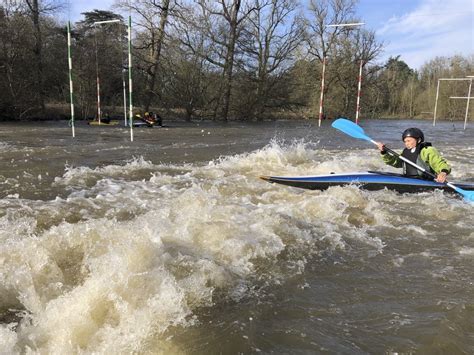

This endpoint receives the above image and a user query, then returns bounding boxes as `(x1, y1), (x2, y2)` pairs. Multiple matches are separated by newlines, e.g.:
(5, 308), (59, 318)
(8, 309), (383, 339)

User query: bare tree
(0, 4), (36, 118)
(303, 0), (357, 116)
(184, 0), (255, 121)
(304, 0), (384, 118)
(165, 4), (215, 120)
(116, 0), (173, 111)
(240, 0), (303, 119)
(305, 0), (358, 61)
(23, 0), (63, 114)
(331, 28), (383, 114)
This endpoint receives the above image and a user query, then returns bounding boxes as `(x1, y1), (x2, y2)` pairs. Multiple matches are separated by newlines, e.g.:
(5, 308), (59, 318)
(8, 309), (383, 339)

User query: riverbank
(3, 103), (469, 122)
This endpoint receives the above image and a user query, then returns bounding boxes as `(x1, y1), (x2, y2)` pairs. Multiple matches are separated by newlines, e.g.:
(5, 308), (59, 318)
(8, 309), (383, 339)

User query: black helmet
(402, 128), (424, 143)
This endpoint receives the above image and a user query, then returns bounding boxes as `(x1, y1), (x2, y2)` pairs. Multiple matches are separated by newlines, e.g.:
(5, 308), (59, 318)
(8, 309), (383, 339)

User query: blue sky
(358, 0), (473, 69)
(69, 0), (473, 69)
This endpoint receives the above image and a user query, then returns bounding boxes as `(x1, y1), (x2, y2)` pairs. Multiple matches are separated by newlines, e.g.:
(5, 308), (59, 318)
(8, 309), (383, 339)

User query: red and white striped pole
(95, 33), (102, 124)
(318, 57), (326, 127)
(128, 15), (134, 142)
(67, 21), (75, 137)
(96, 76), (101, 124)
(355, 59), (363, 124)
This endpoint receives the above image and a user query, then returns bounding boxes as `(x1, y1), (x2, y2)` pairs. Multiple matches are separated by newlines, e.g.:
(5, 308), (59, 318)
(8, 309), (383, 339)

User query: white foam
(54, 157), (156, 187)
(1, 140), (470, 352)
(0, 324), (18, 354)
(0, 141), (12, 150)
(459, 247), (474, 256)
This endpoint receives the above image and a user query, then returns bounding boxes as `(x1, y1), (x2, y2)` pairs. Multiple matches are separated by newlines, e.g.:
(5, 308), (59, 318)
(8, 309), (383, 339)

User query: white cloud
(376, 0), (473, 68)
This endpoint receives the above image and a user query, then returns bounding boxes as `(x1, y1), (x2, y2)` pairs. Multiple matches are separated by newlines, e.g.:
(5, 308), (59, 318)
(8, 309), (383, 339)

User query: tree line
(0, 0), (473, 122)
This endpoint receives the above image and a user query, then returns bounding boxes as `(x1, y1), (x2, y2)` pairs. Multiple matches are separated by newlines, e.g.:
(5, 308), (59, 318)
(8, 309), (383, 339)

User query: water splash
(1, 140), (472, 353)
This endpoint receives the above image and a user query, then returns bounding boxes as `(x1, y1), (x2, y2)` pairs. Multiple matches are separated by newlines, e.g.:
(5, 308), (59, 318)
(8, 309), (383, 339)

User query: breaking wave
(1, 140), (472, 353)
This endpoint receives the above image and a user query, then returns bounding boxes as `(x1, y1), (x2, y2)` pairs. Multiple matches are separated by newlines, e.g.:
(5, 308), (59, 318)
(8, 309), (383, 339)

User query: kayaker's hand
(376, 142), (386, 153)
(435, 172), (447, 183)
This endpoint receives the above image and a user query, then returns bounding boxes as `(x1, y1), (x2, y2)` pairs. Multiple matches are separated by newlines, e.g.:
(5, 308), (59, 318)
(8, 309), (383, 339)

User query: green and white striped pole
(128, 15), (134, 142)
(67, 21), (75, 137)
(94, 31), (101, 124)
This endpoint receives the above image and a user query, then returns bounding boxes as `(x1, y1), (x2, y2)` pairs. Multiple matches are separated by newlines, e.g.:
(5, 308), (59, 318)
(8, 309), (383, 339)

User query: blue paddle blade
(451, 185), (474, 202)
(332, 118), (372, 143)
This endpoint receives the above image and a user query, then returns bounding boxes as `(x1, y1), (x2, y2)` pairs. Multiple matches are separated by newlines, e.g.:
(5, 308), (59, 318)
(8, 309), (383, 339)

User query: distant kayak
(130, 121), (167, 128)
(260, 171), (474, 194)
(131, 121), (154, 127)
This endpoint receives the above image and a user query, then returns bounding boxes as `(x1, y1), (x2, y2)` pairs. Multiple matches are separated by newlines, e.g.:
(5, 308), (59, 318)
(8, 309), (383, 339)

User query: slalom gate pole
(464, 79), (472, 130)
(67, 21), (75, 137)
(94, 32), (102, 124)
(128, 15), (134, 142)
(433, 79), (440, 126)
(318, 57), (326, 127)
(123, 72), (128, 127)
(355, 60), (363, 124)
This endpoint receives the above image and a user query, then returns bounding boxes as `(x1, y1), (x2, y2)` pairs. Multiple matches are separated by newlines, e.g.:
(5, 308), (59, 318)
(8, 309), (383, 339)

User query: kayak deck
(260, 171), (474, 194)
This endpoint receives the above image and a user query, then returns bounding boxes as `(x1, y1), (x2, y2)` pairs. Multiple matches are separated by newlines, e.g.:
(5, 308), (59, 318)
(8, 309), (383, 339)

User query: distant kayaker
(376, 128), (451, 183)
(102, 112), (111, 124)
(134, 113), (152, 127)
(143, 112), (153, 123)
(151, 112), (163, 126)
(142, 111), (163, 126)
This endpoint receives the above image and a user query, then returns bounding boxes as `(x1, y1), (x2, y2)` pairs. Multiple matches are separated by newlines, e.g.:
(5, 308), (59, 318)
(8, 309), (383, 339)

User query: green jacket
(382, 145), (451, 176)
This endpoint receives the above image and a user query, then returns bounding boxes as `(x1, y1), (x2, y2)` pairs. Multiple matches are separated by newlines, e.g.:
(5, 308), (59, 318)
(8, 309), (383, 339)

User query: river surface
(1, 119), (473, 354)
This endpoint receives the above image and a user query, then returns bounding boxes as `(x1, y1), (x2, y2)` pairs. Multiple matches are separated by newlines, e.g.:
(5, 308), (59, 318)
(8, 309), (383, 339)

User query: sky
(69, 0), (474, 69)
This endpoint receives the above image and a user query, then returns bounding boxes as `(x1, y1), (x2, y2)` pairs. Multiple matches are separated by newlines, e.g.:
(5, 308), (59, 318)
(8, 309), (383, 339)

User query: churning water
(0, 119), (473, 353)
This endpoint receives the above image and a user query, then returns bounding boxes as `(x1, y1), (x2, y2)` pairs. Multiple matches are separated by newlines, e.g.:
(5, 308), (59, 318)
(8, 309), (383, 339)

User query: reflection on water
(0, 119), (473, 353)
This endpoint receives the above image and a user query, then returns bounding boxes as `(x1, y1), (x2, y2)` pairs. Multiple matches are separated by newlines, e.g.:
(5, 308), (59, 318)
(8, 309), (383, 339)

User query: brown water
(1, 119), (473, 353)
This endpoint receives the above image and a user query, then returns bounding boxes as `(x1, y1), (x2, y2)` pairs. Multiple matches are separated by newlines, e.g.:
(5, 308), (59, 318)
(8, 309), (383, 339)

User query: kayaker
(143, 112), (153, 123)
(152, 112), (163, 126)
(376, 128), (451, 183)
(142, 112), (156, 127)
(102, 112), (111, 124)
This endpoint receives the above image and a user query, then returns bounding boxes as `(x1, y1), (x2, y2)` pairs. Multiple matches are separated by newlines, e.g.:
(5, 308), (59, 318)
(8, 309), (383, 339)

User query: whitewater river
(0, 119), (473, 353)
